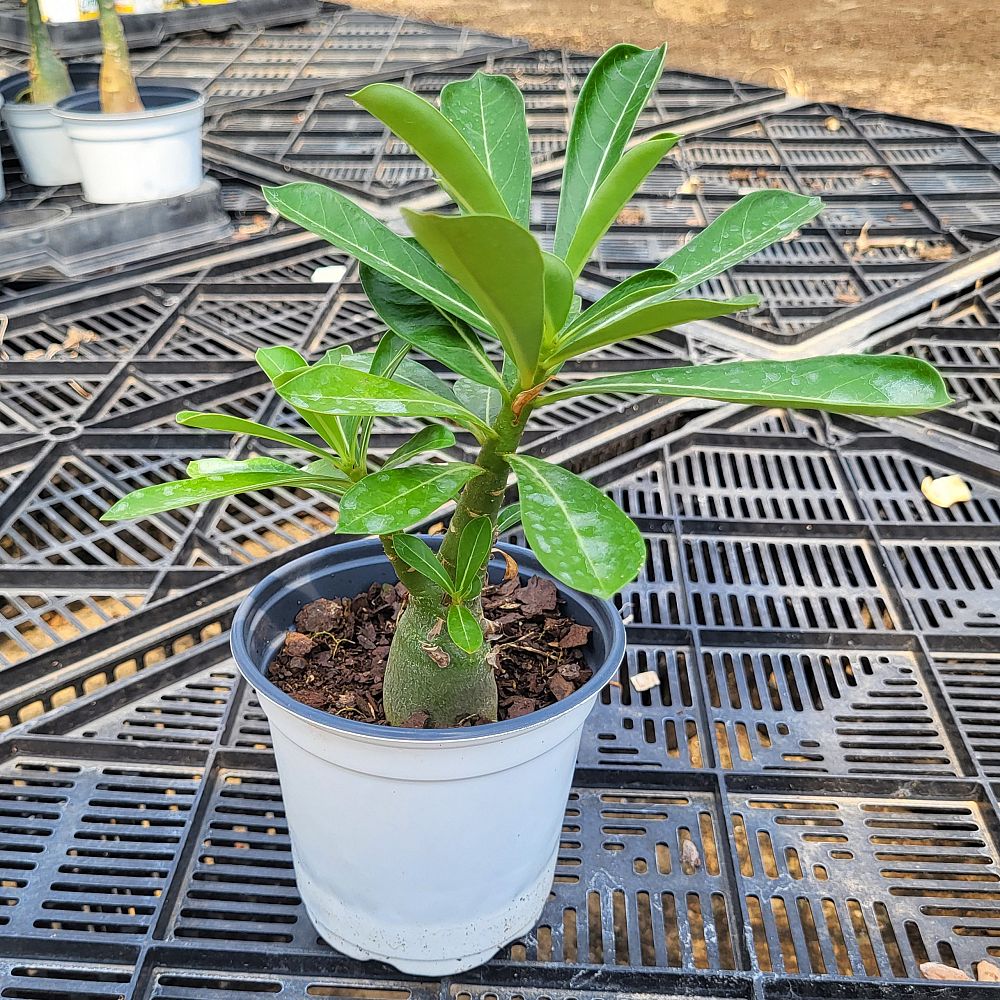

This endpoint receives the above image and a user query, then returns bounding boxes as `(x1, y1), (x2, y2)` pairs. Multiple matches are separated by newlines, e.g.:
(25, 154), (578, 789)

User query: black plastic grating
(569, 104), (1000, 345)
(204, 49), (781, 205)
(934, 652), (1000, 778)
(730, 782), (1000, 978)
(0, 958), (135, 999)
(0, 755), (202, 939)
(703, 646), (963, 776)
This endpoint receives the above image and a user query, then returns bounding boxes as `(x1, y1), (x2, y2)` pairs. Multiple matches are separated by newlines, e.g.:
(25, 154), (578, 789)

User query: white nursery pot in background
(0, 65), (98, 187)
(53, 85), (205, 204)
(231, 537), (626, 976)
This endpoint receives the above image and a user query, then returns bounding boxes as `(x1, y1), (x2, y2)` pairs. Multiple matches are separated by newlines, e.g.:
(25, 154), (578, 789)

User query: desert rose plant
(104, 44), (950, 726)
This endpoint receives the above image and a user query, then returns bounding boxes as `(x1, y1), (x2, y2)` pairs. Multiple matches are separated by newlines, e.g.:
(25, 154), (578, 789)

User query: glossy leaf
(566, 268), (677, 333)
(553, 43), (666, 259)
(187, 457), (302, 478)
(360, 265), (504, 391)
(455, 516), (494, 597)
(663, 190), (823, 295)
(278, 363), (494, 438)
(351, 82), (510, 217)
(496, 503), (522, 533)
(176, 410), (334, 464)
(337, 463), (482, 535)
(256, 346), (351, 460)
(563, 133), (679, 277)
(382, 424), (457, 471)
(542, 251), (575, 336)
(548, 295), (758, 364)
(508, 455), (645, 599)
(391, 534), (456, 593)
(340, 352), (458, 404)
(102, 472), (341, 522)
(345, 331), (410, 464)
(538, 355), (952, 416)
(402, 210), (545, 386)
(447, 603), (484, 653)
(262, 183), (487, 330)
(454, 378), (502, 425)
(440, 72), (531, 227)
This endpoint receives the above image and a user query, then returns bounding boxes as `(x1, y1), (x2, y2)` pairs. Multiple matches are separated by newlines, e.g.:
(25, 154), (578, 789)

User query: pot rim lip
(231, 536), (628, 746)
(52, 85), (206, 121)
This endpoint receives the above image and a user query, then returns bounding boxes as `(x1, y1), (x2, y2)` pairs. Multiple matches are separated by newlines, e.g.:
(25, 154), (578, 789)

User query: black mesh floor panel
(2, 11), (1000, 1000)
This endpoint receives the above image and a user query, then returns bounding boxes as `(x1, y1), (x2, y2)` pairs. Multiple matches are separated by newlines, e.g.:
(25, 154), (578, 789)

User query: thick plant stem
(382, 400), (529, 727)
(26, 0), (72, 105)
(97, 0), (143, 113)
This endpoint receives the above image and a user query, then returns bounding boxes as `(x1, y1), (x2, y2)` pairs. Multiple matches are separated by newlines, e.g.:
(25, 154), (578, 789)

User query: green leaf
(187, 457), (303, 478)
(402, 210), (545, 388)
(553, 43), (666, 260)
(278, 363), (494, 439)
(662, 190), (823, 295)
(351, 82), (510, 217)
(538, 355), (953, 416)
(496, 503), (521, 533)
(542, 251), (575, 336)
(563, 133), (679, 277)
(548, 295), (758, 364)
(337, 463), (482, 535)
(567, 268), (678, 332)
(455, 516), (494, 597)
(340, 352), (458, 404)
(303, 458), (353, 484)
(360, 265), (504, 391)
(447, 603), (484, 653)
(345, 331), (410, 466)
(262, 183), (487, 330)
(255, 346), (352, 460)
(102, 472), (341, 522)
(440, 71), (531, 227)
(382, 424), (457, 471)
(176, 411), (334, 464)
(454, 378), (502, 425)
(391, 534), (456, 593)
(508, 455), (645, 599)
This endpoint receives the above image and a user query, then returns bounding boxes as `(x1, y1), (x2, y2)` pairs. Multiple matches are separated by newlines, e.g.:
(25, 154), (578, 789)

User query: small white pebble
(920, 474), (972, 509)
(630, 670), (661, 692)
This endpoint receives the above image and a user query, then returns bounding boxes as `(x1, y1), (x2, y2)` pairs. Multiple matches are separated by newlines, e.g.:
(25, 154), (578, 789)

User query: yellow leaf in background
(920, 474), (972, 509)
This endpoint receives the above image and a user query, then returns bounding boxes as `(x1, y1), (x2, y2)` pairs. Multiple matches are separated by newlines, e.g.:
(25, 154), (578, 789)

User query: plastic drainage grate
(864, 271), (1000, 448)
(126, 7), (524, 100)
(729, 778), (1000, 979)
(568, 103), (1000, 346)
(0, 0), (320, 57)
(203, 49), (781, 206)
(2, 43), (1000, 998)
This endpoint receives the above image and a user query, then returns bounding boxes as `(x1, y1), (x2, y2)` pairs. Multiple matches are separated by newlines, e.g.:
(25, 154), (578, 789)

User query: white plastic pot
(53, 85), (206, 204)
(0, 66), (98, 187)
(231, 538), (626, 976)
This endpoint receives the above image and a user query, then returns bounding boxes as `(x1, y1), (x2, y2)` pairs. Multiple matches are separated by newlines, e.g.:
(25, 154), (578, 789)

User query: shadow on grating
(729, 779), (1000, 978)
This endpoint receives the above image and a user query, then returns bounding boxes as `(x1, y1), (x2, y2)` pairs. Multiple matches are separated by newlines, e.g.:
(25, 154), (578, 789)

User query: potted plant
(51, 0), (204, 203)
(103, 45), (950, 975)
(0, 0), (87, 186)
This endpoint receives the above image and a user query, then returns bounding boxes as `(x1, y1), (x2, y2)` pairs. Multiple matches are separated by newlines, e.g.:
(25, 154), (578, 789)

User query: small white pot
(0, 65), (96, 187)
(53, 85), (205, 204)
(231, 539), (626, 976)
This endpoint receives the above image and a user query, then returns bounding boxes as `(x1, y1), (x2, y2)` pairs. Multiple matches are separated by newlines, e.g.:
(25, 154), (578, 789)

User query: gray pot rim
(53, 85), (205, 122)
(0, 63), (99, 106)
(230, 536), (627, 744)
